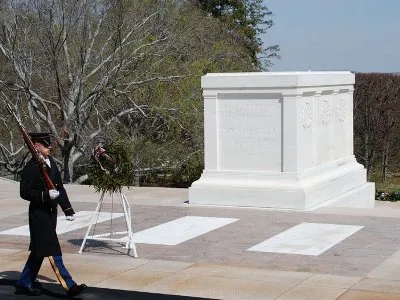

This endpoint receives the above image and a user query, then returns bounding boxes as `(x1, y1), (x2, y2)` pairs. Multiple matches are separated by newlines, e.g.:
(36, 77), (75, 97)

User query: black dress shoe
(15, 284), (42, 296)
(67, 283), (87, 298)
(33, 281), (43, 290)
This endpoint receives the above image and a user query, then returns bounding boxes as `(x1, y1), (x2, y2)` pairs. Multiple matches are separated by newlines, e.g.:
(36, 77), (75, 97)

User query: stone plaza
(1, 178), (400, 299)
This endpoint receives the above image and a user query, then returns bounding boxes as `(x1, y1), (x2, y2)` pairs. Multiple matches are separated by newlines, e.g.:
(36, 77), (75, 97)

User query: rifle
(6, 103), (56, 190)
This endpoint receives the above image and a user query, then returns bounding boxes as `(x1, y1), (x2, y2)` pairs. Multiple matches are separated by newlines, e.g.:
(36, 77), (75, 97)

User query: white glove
(49, 189), (60, 199)
(66, 215), (75, 221)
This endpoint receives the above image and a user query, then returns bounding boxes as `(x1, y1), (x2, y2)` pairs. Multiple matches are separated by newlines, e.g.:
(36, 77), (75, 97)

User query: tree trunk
(61, 141), (72, 183)
(364, 131), (369, 168)
(381, 142), (389, 182)
(363, 131), (375, 181)
(366, 149), (375, 182)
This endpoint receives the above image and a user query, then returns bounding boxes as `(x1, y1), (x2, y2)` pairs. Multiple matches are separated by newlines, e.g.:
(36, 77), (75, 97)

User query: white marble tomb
(189, 72), (375, 210)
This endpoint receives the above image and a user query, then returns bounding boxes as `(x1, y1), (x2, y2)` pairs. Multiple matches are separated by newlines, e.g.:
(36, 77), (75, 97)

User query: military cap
(28, 132), (53, 147)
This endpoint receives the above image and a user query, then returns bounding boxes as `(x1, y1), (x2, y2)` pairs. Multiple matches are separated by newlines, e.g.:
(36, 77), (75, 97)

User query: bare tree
(0, 0), (188, 182)
(0, 0), (257, 184)
(354, 73), (400, 182)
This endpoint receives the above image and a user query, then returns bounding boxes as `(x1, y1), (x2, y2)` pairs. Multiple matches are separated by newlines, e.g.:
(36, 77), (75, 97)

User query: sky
(262, 0), (400, 73)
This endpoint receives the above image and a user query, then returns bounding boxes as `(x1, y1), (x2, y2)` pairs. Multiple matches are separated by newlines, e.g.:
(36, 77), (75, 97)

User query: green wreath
(88, 140), (134, 193)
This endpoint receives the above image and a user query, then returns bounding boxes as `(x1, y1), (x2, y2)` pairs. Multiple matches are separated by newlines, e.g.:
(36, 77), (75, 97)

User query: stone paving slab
(2, 178), (400, 299)
(338, 290), (400, 300)
(278, 284), (347, 300)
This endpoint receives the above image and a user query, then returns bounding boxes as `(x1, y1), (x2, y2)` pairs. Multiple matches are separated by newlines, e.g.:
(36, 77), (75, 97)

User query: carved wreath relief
(321, 98), (330, 125)
(337, 97), (346, 122)
(301, 98), (312, 128)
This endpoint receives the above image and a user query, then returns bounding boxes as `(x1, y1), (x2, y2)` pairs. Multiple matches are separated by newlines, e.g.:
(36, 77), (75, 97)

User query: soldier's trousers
(17, 252), (76, 291)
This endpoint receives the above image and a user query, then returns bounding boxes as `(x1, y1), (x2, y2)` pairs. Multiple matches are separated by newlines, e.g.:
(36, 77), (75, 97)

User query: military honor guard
(15, 132), (86, 297)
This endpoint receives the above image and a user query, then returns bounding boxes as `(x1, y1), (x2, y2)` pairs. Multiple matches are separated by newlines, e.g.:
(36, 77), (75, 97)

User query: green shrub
(376, 190), (400, 202)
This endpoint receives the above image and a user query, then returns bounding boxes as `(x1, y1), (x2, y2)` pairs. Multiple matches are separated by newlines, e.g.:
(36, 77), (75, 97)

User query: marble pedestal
(189, 72), (374, 210)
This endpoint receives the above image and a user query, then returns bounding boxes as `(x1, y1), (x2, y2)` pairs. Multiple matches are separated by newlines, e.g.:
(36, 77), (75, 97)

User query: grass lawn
(372, 172), (400, 193)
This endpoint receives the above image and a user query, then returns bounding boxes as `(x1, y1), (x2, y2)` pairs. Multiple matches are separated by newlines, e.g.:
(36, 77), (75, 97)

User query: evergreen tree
(195, 0), (279, 69)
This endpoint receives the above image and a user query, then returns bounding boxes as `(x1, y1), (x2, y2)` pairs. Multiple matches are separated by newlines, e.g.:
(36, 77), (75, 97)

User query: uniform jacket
(20, 156), (74, 257)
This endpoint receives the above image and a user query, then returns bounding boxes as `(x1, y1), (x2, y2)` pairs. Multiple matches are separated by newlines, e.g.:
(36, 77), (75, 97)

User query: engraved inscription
(217, 98), (282, 171)
(220, 127), (278, 137)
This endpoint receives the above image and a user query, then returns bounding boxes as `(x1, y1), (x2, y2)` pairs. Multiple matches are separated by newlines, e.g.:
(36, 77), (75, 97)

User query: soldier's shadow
(0, 270), (83, 299)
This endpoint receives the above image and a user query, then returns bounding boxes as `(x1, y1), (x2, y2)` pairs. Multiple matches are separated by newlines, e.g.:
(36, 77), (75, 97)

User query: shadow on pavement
(0, 278), (219, 300)
(68, 238), (135, 256)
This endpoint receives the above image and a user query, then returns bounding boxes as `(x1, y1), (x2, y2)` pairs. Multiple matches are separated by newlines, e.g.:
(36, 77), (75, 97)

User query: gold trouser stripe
(48, 256), (68, 290)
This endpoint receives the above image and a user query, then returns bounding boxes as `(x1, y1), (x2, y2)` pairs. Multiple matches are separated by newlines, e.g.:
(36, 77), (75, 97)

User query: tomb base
(189, 156), (375, 210)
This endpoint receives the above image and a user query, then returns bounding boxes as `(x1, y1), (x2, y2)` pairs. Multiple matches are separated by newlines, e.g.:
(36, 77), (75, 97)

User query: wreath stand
(78, 190), (138, 258)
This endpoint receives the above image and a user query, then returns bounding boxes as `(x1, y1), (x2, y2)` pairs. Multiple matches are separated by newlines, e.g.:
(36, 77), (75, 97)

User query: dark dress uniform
(20, 156), (72, 256)
(16, 133), (86, 297)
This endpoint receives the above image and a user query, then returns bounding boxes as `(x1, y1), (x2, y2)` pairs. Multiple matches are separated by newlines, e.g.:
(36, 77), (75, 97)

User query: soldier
(15, 133), (86, 297)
